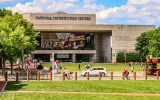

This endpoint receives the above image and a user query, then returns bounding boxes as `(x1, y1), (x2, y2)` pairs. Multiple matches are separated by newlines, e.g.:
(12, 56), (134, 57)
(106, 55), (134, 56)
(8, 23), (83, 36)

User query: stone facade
(23, 13), (156, 63)
(23, 13), (96, 25)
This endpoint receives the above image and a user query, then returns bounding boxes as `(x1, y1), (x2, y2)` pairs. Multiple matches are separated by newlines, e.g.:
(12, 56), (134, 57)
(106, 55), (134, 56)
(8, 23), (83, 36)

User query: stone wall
(112, 25), (156, 63)
(95, 33), (111, 63)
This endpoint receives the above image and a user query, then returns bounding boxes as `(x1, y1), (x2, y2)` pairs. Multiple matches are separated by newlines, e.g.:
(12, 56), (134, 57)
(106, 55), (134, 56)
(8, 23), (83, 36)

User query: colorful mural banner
(41, 33), (92, 50)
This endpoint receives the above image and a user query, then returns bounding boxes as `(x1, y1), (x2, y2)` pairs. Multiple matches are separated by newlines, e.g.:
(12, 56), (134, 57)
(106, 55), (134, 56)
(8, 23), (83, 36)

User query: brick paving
(0, 81), (6, 90)
(0, 81), (6, 95)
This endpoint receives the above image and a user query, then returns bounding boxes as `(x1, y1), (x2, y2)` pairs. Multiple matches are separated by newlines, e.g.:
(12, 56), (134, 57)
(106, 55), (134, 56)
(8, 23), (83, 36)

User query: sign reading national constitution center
(35, 16), (91, 21)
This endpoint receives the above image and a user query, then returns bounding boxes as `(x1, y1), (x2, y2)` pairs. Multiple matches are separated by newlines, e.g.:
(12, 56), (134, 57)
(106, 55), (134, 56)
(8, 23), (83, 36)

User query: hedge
(116, 51), (146, 62)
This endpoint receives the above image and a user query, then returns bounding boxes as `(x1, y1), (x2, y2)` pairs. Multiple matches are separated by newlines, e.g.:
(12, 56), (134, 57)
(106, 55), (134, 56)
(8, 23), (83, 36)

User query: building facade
(23, 13), (155, 63)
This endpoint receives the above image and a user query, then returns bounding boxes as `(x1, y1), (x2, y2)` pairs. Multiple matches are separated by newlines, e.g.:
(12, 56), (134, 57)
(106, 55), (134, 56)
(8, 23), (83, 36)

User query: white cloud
(96, 0), (160, 24)
(127, 20), (139, 23)
(4, 0), (160, 25)
(7, 2), (42, 14)
(6, 0), (103, 14)
(0, 0), (21, 3)
(64, 0), (78, 2)
(127, 0), (160, 6)
(83, 0), (96, 4)
(47, 2), (75, 13)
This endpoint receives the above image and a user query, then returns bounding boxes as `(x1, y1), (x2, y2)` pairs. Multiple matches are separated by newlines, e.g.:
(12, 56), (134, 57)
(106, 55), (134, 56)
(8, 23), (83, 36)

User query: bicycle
(60, 72), (73, 80)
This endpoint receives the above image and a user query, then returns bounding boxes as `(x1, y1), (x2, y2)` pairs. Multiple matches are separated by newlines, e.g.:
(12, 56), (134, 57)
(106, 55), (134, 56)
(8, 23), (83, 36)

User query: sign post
(124, 51), (126, 65)
(52, 53), (54, 80)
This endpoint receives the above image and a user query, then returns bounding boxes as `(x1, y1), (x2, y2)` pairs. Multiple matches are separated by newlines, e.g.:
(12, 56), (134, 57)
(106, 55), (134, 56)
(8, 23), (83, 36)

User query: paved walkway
(2, 90), (160, 96)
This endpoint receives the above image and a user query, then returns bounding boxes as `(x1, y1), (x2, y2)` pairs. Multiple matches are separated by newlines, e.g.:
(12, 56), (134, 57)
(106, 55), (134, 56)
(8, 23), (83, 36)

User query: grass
(1, 93), (160, 100)
(44, 63), (143, 72)
(5, 81), (160, 94)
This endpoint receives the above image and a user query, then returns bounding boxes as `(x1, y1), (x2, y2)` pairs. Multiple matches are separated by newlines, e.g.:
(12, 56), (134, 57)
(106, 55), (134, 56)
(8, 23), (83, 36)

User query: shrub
(116, 51), (144, 62)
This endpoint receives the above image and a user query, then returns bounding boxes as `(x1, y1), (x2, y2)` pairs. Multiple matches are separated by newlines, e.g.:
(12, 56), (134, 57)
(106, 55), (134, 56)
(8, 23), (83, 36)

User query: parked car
(81, 67), (107, 77)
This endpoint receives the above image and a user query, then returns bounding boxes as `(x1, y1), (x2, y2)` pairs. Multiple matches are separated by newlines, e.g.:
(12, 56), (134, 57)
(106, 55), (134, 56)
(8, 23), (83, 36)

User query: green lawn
(5, 81), (160, 94)
(1, 93), (160, 100)
(44, 63), (143, 72)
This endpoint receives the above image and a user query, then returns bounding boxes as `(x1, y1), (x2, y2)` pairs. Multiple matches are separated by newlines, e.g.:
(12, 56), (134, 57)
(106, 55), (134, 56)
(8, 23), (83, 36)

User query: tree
(0, 9), (13, 75)
(135, 26), (160, 58)
(0, 9), (39, 74)
(148, 27), (160, 57)
(135, 31), (153, 62)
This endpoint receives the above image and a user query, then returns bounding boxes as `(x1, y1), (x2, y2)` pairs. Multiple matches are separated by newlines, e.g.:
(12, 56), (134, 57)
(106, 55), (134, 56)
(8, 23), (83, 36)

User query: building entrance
(34, 54), (50, 62)
(76, 54), (89, 63)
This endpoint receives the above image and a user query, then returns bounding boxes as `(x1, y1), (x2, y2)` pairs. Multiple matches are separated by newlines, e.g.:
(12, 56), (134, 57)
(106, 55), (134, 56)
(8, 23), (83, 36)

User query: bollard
(110, 72), (113, 80)
(27, 72), (29, 81)
(38, 72), (40, 81)
(145, 71), (147, 80)
(134, 72), (136, 80)
(99, 72), (101, 80)
(122, 72), (124, 80)
(50, 72), (52, 81)
(75, 72), (77, 80)
(16, 72), (18, 81)
(62, 72), (65, 80)
(5, 72), (8, 81)
(87, 72), (89, 80)
(156, 71), (159, 80)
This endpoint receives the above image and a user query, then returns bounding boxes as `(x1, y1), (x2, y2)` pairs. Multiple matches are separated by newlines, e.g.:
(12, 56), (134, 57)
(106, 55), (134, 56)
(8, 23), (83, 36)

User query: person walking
(88, 63), (90, 69)
(124, 68), (129, 80)
(27, 59), (30, 67)
(65, 68), (68, 77)
(143, 67), (145, 76)
(78, 64), (80, 71)
(84, 64), (86, 69)
(131, 66), (134, 72)
(33, 59), (37, 68)
(129, 61), (131, 67)
(140, 62), (143, 67)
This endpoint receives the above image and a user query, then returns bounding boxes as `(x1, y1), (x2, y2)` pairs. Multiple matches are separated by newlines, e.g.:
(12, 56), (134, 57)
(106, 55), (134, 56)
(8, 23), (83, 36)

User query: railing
(0, 71), (159, 81)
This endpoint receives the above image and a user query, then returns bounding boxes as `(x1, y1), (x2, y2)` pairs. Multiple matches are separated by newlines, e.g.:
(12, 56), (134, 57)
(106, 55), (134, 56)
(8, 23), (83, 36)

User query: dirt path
(2, 90), (160, 96)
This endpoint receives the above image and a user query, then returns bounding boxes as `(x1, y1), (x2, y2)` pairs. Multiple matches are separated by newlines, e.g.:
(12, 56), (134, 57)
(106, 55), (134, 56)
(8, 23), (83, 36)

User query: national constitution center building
(23, 13), (155, 63)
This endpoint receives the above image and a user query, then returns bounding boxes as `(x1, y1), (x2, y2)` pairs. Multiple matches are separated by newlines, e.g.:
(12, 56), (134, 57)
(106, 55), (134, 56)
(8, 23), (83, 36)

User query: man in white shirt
(84, 64), (87, 69)
(65, 68), (67, 76)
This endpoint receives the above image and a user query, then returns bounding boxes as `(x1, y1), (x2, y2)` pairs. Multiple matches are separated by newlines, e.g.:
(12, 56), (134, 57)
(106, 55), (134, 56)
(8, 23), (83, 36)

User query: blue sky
(0, 0), (160, 27)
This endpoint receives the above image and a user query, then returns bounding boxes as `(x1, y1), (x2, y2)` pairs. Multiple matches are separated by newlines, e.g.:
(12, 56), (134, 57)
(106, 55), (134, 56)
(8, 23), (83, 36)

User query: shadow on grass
(5, 81), (28, 91)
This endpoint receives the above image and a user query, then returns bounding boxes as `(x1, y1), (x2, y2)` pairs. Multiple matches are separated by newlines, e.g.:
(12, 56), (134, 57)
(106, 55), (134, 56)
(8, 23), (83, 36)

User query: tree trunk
(11, 61), (13, 74)
(2, 58), (5, 77)
(22, 49), (24, 69)
(0, 58), (2, 69)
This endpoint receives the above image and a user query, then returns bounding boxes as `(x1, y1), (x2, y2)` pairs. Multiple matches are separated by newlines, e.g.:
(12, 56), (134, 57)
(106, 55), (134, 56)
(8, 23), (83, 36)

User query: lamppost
(124, 50), (126, 65)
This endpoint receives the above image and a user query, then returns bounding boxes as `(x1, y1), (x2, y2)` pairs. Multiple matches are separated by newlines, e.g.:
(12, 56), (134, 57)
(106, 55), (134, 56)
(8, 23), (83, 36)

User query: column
(72, 54), (76, 63)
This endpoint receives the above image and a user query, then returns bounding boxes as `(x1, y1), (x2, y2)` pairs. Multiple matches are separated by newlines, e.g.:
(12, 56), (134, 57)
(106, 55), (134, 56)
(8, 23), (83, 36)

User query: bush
(116, 51), (144, 62)
(37, 65), (43, 70)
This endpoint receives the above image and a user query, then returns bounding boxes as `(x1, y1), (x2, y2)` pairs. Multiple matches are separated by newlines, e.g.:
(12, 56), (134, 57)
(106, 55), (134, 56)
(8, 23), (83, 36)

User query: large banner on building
(41, 33), (94, 50)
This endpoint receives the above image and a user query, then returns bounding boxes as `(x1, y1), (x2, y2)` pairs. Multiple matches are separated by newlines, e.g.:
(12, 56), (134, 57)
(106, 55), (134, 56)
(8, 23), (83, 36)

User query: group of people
(84, 64), (92, 70)
(77, 64), (92, 70)
(25, 59), (42, 71)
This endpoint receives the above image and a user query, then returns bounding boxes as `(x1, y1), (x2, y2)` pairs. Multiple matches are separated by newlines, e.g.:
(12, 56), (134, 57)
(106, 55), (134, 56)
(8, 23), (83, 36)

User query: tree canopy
(135, 27), (160, 58)
(0, 8), (39, 70)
